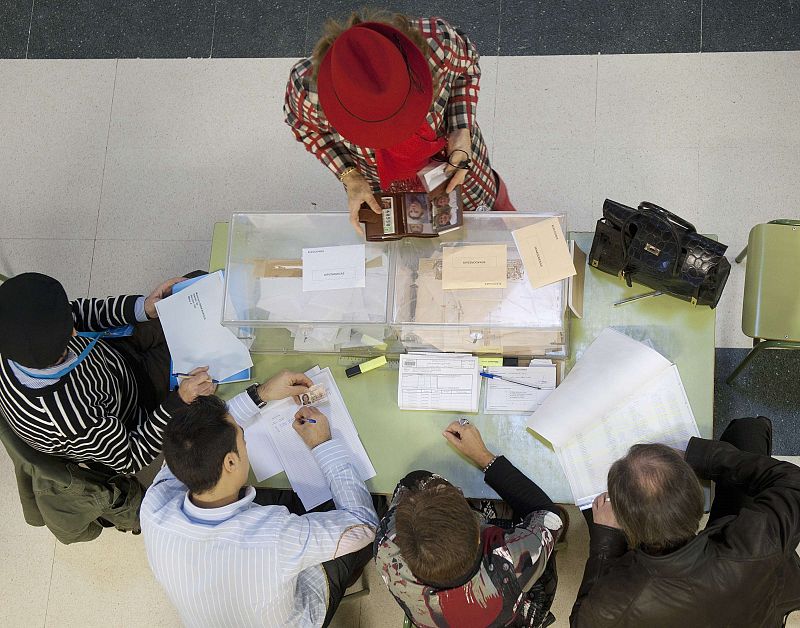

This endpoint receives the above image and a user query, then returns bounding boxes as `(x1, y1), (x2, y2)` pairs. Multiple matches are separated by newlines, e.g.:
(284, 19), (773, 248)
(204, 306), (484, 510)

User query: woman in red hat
(285, 11), (515, 235)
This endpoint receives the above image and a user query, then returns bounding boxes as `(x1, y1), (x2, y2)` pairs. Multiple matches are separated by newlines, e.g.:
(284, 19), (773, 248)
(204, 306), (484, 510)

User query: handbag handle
(638, 202), (696, 234)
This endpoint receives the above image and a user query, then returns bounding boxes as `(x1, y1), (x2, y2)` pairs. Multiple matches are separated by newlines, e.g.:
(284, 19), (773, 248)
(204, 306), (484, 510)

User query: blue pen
(480, 371), (544, 390)
(303, 418), (317, 424)
(175, 372), (220, 384)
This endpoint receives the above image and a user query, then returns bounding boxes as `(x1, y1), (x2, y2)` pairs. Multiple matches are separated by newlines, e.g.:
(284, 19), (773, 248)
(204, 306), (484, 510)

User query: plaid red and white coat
(284, 17), (498, 210)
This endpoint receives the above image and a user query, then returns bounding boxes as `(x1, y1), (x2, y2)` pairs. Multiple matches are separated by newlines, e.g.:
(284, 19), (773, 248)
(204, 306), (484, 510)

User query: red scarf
(375, 121), (447, 190)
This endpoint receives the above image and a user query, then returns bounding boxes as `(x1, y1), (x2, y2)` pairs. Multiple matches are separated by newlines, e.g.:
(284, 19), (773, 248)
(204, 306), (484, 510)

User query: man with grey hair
(570, 416), (800, 627)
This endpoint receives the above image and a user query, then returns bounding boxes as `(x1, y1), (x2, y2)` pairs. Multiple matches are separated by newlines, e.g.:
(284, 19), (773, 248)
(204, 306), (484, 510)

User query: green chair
(403, 616), (413, 628)
(727, 219), (800, 384)
(0, 273), (9, 283)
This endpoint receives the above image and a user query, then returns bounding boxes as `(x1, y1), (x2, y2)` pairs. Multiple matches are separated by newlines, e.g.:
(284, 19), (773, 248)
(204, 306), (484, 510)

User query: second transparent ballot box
(222, 213), (393, 354)
(391, 213), (568, 358)
(222, 212), (570, 358)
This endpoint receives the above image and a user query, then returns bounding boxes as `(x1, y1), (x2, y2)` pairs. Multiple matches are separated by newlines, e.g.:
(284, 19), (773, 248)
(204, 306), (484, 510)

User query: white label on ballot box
(302, 245), (366, 292)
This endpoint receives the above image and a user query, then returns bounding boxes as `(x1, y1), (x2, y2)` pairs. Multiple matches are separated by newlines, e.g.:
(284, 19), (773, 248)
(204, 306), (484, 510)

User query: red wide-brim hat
(317, 21), (433, 149)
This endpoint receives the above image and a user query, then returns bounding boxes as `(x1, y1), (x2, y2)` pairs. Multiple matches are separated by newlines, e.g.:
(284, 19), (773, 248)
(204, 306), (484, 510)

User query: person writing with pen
(374, 418), (567, 628)
(140, 370), (379, 628)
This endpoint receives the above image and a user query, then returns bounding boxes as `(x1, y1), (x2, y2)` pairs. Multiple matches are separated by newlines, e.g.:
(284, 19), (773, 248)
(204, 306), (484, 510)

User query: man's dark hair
(608, 444), (703, 554)
(394, 480), (479, 585)
(163, 395), (239, 494)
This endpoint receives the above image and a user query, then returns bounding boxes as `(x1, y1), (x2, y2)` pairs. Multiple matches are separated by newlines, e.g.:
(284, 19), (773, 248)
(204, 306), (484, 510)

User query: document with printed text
(483, 365), (556, 414)
(302, 244), (366, 292)
(244, 366), (375, 510)
(398, 353), (480, 412)
(155, 271), (253, 382)
(527, 328), (700, 509)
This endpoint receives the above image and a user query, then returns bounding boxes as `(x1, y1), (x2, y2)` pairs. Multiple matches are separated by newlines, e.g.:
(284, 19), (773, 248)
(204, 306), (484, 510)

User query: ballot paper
(244, 366), (375, 510)
(442, 244), (508, 290)
(483, 365), (556, 414)
(155, 271), (253, 382)
(512, 218), (577, 289)
(398, 353), (480, 412)
(302, 244), (366, 292)
(527, 328), (700, 509)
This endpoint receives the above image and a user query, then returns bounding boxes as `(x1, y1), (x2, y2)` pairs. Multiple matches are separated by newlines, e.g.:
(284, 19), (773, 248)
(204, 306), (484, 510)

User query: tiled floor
(1, 10), (800, 626)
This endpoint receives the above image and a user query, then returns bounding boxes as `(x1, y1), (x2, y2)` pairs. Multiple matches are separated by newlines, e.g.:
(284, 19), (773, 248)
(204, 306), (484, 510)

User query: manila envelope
(442, 244), (508, 290)
(512, 218), (577, 289)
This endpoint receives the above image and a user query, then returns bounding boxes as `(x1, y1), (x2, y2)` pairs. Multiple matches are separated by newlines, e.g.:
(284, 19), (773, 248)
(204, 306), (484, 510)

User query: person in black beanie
(0, 272), (215, 474)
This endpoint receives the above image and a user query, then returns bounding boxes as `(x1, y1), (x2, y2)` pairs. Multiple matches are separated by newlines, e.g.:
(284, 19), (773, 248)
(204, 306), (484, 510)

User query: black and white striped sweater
(0, 295), (184, 474)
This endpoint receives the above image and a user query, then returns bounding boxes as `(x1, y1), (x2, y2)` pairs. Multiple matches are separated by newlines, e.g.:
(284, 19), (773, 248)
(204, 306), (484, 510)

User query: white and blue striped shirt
(140, 400), (379, 628)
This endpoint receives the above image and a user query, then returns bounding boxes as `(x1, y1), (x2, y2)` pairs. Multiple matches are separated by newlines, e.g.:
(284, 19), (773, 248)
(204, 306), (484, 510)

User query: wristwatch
(246, 384), (266, 408)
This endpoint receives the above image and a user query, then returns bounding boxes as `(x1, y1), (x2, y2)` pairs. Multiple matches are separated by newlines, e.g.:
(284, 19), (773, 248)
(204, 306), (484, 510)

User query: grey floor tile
(700, 51), (800, 149)
(702, 0), (800, 52)
(212, 0), (309, 58)
(46, 531), (181, 628)
(0, 0), (32, 58)
(98, 58), (344, 241)
(596, 53), (702, 149)
(591, 148), (700, 223)
(304, 2), (500, 57)
(499, 0), (600, 56)
(0, 238), (93, 300)
(714, 348), (800, 455)
(475, 55), (498, 158)
(698, 146), (800, 254)
(596, 0), (701, 54)
(359, 561), (406, 628)
(494, 55), (597, 149)
(88, 239), (212, 297)
(328, 593), (362, 628)
(0, 59), (115, 239)
(713, 258), (751, 350)
(493, 147), (595, 226)
(549, 505), (589, 626)
(0, 529), (55, 628)
(28, 0), (215, 58)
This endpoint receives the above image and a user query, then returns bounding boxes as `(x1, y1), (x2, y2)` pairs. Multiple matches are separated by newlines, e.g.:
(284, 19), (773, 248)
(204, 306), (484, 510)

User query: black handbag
(588, 199), (730, 308)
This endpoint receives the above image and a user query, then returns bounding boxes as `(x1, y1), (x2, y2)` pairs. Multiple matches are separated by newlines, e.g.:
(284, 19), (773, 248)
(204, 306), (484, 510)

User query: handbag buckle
(690, 297), (698, 306)
(591, 259), (599, 268)
(644, 243), (661, 256)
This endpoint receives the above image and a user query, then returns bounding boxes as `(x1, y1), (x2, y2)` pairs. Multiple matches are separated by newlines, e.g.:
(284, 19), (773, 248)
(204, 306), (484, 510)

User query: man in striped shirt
(0, 272), (214, 475)
(141, 377), (378, 628)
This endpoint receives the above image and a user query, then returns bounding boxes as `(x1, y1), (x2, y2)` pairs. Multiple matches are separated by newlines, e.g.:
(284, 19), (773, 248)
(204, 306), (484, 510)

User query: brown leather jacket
(570, 437), (800, 628)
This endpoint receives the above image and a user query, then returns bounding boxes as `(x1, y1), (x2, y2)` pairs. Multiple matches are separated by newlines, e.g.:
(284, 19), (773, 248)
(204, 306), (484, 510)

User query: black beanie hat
(0, 273), (74, 368)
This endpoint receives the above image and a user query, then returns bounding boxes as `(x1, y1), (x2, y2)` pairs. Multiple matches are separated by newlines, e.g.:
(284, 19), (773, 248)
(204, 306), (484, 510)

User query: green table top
(209, 223), (715, 501)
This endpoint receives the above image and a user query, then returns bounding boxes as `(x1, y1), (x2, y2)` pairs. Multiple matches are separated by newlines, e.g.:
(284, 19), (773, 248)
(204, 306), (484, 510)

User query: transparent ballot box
(392, 213), (568, 358)
(222, 213), (392, 354)
(222, 212), (570, 358)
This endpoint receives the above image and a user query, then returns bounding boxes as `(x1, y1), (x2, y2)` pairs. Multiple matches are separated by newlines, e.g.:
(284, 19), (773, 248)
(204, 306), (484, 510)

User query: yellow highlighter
(345, 355), (388, 378)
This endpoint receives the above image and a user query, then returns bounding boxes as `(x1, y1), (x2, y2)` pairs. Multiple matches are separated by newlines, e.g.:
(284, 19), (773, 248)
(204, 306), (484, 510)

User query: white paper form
(527, 328), (672, 447)
(557, 364), (700, 509)
(244, 366), (376, 510)
(483, 365), (556, 414)
(155, 271), (253, 382)
(398, 354), (480, 412)
(302, 244), (366, 292)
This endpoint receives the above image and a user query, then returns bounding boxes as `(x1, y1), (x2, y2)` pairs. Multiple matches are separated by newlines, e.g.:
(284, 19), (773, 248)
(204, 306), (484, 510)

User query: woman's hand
(344, 170), (381, 236)
(445, 128), (471, 193)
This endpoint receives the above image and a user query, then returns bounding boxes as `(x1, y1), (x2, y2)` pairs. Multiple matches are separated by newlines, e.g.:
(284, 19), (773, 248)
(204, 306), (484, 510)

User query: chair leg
(734, 246), (748, 264)
(726, 339), (799, 385)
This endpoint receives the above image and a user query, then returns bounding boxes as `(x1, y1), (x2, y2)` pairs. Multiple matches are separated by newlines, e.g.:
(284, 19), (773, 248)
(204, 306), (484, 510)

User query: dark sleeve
(570, 523), (628, 625)
(70, 296), (141, 331)
(483, 455), (557, 518)
(686, 436), (800, 554)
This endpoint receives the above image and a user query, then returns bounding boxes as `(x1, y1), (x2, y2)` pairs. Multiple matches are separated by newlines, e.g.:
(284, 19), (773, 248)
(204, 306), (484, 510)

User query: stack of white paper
(527, 328), (700, 509)
(155, 271), (253, 382)
(398, 353), (480, 412)
(243, 366), (376, 510)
